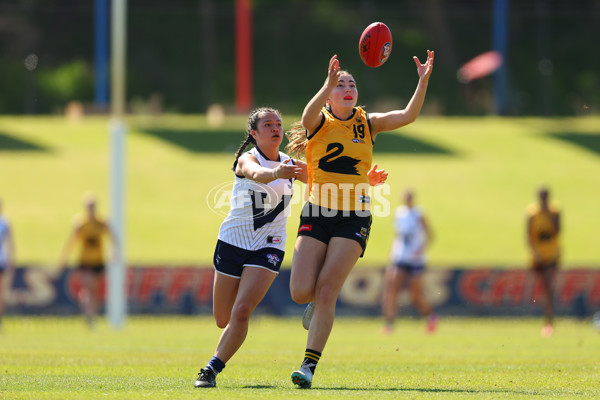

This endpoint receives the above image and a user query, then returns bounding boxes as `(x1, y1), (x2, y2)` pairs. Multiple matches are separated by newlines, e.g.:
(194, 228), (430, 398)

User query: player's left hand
(367, 163), (388, 186)
(414, 50), (434, 82)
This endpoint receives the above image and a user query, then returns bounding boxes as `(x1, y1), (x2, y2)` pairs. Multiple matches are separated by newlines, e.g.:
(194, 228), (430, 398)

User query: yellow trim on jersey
(306, 107), (373, 211)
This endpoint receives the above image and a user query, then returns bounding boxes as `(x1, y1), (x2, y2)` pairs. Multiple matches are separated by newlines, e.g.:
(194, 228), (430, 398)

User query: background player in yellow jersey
(527, 186), (560, 337)
(60, 193), (118, 326)
(286, 51), (434, 388)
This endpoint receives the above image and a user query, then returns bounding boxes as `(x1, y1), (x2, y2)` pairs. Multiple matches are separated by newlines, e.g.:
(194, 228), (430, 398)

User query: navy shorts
(393, 261), (425, 276)
(213, 239), (284, 278)
(78, 264), (105, 275)
(297, 202), (372, 257)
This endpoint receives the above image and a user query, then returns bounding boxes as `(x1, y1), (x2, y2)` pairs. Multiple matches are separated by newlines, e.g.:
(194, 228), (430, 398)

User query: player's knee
(215, 317), (229, 329)
(230, 303), (253, 324)
(315, 282), (339, 306)
(290, 283), (313, 304)
(213, 312), (230, 329)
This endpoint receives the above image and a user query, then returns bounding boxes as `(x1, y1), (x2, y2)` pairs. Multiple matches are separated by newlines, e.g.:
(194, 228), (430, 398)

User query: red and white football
(358, 22), (392, 68)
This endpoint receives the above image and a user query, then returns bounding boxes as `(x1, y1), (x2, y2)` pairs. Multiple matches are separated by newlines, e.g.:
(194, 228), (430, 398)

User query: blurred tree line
(0, 0), (597, 116)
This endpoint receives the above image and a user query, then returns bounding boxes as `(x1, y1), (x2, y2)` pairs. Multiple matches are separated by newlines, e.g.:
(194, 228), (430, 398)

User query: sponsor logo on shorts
(360, 227), (368, 237)
(355, 232), (362, 238)
(299, 224), (312, 232)
(266, 254), (280, 265)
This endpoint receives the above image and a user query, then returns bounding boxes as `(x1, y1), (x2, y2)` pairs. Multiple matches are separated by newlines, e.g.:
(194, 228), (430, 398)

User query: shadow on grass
(0, 132), (49, 152)
(238, 384), (569, 396)
(550, 132), (600, 156)
(314, 386), (564, 396)
(242, 385), (277, 389)
(140, 128), (456, 156)
(140, 128), (248, 154)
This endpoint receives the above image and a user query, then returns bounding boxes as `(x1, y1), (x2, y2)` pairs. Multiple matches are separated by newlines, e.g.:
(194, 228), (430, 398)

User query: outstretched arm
(370, 50), (435, 140)
(302, 55), (341, 135)
(236, 154), (302, 184)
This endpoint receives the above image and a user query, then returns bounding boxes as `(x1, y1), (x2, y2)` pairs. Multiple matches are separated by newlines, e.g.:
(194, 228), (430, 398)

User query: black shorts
(297, 202), (372, 257)
(213, 239), (284, 278)
(393, 261), (425, 275)
(78, 264), (105, 275)
(532, 260), (558, 271)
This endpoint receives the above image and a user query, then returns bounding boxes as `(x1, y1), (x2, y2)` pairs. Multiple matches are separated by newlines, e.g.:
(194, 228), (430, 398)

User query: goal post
(107, 0), (127, 329)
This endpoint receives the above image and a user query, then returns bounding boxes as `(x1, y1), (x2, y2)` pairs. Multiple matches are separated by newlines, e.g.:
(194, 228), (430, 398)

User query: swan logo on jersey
(318, 142), (360, 175)
(266, 254), (280, 266)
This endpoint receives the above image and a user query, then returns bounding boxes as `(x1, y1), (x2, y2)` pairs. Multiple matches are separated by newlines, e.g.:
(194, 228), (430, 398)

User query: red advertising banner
(4, 266), (600, 317)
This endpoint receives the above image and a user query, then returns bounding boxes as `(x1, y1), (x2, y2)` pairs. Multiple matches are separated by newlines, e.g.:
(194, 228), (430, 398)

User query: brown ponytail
(285, 120), (307, 160)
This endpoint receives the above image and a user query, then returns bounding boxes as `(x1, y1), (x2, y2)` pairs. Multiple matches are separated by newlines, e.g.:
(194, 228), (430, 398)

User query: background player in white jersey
(381, 189), (438, 334)
(0, 199), (16, 327)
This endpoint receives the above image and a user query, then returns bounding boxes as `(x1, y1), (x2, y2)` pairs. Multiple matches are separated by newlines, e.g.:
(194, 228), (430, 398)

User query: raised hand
(325, 54), (342, 89)
(413, 50), (435, 82)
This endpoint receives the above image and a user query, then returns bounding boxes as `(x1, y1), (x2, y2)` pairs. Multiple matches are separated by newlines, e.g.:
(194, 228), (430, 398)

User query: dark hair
(233, 107), (281, 170)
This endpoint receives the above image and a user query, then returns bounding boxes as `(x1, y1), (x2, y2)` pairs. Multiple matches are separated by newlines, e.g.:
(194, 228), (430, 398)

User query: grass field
(1, 316), (599, 399)
(1, 115), (600, 267)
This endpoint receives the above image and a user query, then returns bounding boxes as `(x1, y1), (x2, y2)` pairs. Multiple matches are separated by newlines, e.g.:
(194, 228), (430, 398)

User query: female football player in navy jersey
(286, 51), (434, 389)
(194, 107), (387, 388)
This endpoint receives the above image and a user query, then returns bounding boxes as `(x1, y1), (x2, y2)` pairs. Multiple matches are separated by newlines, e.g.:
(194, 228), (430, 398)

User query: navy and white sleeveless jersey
(390, 205), (426, 264)
(218, 147), (294, 252)
(0, 217), (10, 268)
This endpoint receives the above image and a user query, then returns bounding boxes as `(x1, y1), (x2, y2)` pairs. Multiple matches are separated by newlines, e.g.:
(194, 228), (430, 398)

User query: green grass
(1, 316), (599, 399)
(1, 115), (600, 267)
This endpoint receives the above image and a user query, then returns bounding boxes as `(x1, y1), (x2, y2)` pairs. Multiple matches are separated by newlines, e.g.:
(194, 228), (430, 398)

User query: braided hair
(233, 107), (281, 170)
